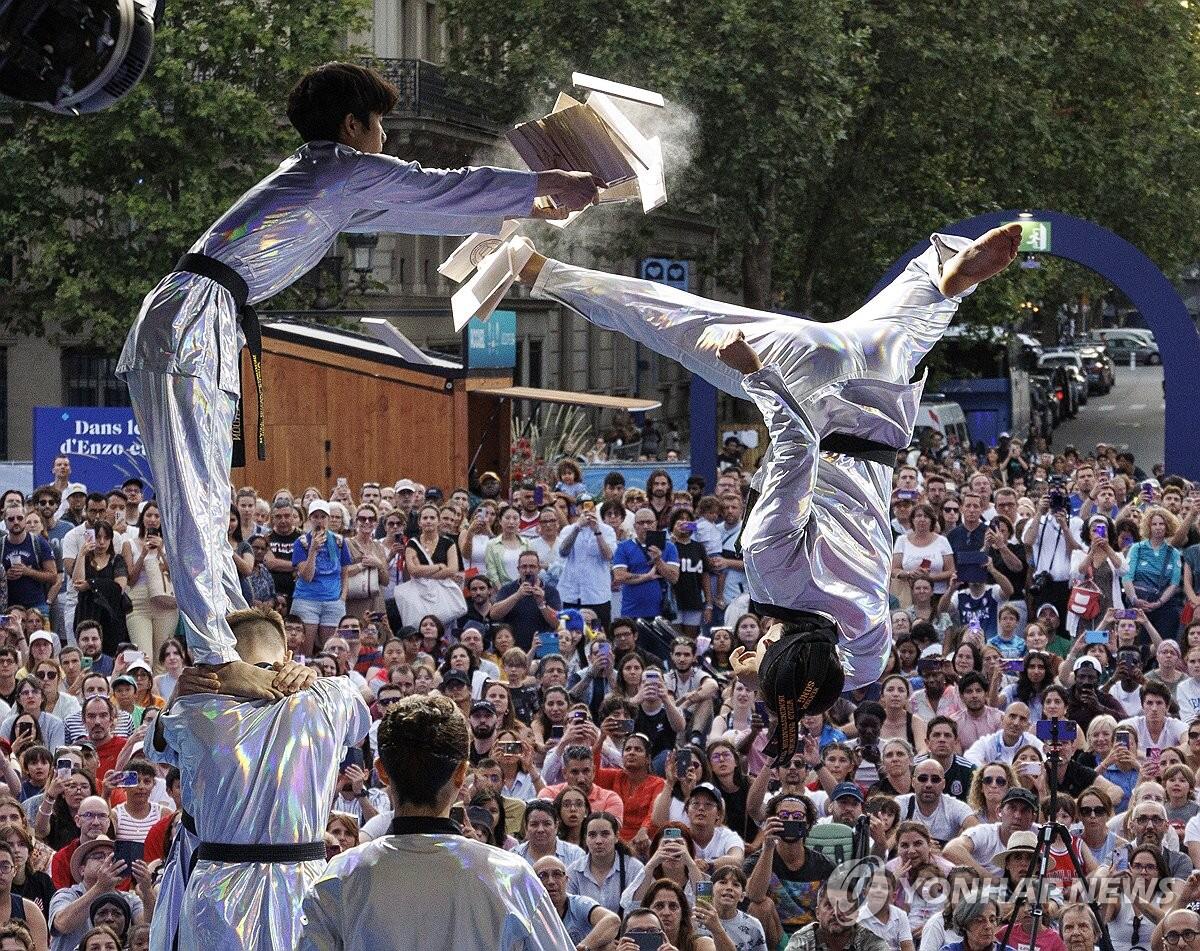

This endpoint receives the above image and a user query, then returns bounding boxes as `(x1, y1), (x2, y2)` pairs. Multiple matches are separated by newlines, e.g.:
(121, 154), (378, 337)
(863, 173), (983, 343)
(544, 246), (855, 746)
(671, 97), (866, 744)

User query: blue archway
(870, 210), (1200, 479)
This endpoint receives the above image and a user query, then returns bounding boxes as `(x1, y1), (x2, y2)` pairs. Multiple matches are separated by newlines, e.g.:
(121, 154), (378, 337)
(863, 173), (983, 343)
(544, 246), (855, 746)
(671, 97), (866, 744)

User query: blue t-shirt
(613, 539), (679, 618)
(291, 531), (352, 602)
(1, 533), (52, 608)
(953, 585), (1002, 639)
(562, 893), (600, 945)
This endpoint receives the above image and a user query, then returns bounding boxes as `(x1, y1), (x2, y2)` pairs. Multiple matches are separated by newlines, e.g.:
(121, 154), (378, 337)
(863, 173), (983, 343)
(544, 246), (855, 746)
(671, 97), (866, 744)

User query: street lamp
(345, 233), (378, 291)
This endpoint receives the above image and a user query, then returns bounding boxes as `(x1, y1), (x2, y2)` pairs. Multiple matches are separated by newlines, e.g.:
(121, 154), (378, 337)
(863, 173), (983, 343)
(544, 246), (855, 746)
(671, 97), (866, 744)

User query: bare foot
(716, 331), (763, 375)
(938, 223), (1023, 297)
(515, 236), (546, 286)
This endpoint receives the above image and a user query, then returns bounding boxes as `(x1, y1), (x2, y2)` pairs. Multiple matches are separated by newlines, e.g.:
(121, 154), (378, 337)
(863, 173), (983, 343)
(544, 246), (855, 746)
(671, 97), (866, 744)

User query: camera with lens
(0, 0), (163, 114)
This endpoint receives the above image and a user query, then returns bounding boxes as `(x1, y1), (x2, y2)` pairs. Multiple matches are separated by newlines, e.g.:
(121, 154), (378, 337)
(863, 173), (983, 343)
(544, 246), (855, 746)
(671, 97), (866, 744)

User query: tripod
(998, 719), (1115, 951)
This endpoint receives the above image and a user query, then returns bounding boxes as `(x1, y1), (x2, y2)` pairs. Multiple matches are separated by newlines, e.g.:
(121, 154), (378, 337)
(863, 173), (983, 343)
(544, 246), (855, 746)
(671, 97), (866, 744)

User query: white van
(914, 398), (970, 449)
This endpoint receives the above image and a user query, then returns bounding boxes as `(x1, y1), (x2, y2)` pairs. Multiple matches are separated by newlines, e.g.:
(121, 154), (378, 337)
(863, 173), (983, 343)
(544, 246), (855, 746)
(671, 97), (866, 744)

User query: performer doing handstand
(512, 224), (1021, 762)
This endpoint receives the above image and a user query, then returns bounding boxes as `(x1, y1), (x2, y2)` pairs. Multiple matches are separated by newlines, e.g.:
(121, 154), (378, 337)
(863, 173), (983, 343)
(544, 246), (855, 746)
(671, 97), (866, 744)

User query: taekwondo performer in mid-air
(510, 223), (1022, 763)
(116, 61), (599, 680)
(117, 60), (595, 950)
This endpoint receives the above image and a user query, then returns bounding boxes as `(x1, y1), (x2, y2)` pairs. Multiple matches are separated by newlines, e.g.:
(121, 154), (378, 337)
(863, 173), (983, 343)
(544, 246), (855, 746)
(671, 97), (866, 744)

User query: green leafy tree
(444, 0), (1200, 326)
(0, 0), (369, 351)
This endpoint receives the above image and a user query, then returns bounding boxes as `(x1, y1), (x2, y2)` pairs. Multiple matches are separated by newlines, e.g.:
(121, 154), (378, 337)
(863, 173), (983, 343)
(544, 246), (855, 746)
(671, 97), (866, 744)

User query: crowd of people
(1, 432), (1200, 950)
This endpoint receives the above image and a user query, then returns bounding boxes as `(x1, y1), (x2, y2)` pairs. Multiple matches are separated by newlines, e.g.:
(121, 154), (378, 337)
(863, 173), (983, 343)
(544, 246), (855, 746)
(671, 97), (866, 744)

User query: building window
(62, 349), (131, 407)
(527, 339), (543, 389)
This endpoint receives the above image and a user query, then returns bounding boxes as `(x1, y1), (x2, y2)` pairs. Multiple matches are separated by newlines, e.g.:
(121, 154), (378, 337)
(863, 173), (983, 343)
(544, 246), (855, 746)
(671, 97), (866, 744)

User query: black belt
(748, 603), (837, 630)
(822, 431), (900, 466)
(196, 840), (326, 864)
(174, 252), (266, 463)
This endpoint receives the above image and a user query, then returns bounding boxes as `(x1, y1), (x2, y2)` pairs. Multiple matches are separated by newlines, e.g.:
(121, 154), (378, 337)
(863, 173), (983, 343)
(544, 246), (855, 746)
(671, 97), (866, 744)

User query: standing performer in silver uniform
(115, 62), (599, 673)
(297, 692), (576, 951)
(152, 607), (369, 951)
(513, 225), (1022, 762)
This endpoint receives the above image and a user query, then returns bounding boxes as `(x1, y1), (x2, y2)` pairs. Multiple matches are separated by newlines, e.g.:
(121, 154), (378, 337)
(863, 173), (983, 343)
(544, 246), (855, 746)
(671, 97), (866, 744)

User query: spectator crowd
(1, 433), (1200, 951)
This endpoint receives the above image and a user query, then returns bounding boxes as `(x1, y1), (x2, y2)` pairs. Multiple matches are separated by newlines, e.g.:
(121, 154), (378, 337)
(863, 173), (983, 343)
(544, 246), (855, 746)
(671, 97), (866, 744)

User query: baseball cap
(126, 659), (153, 677)
(470, 700), (497, 716)
(307, 500), (331, 516)
(111, 674), (136, 689)
(687, 782), (724, 806)
(396, 625), (420, 641)
(440, 671), (470, 689)
(28, 632), (54, 647)
(832, 781), (865, 803)
(1073, 655), (1103, 674)
(479, 471), (501, 484)
(558, 609), (585, 633)
(394, 479), (419, 494)
(65, 483), (87, 498)
(121, 477), (145, 489)
(1001, 787), (1038, 810)
(1036, 604), (1060, 617)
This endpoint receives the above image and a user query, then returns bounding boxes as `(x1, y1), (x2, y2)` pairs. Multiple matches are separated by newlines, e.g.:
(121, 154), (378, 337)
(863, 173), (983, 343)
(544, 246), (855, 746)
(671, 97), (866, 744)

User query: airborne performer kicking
(513, 224), (1021, 763)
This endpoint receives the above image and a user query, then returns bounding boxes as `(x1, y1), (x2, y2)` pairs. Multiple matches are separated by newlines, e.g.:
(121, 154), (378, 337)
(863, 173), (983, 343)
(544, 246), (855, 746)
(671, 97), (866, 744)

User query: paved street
(1050, 364), (1166, 468)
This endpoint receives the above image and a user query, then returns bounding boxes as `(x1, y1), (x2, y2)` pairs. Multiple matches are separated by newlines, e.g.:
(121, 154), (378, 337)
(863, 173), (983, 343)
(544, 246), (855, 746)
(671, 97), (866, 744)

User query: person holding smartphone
(612, 512), (680, 622)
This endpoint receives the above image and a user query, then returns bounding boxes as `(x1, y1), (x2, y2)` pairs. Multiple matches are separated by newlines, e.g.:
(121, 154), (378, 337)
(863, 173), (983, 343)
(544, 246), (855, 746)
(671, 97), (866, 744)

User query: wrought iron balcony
(374, 59), (500, 133)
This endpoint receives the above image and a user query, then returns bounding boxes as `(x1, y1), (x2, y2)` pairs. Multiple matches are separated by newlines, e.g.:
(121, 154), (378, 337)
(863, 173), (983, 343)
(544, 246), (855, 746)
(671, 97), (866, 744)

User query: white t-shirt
(963, 822), (1033, 878)
(894, 793), (974, 843)
(1107, 682), (1143, 718)
(1176, 678), (1200, 724)
(893, 534), (955, 594)
(859, 904), (913, 951)
(1119, 715), (1187, 754)
(691, 824), (745, 862)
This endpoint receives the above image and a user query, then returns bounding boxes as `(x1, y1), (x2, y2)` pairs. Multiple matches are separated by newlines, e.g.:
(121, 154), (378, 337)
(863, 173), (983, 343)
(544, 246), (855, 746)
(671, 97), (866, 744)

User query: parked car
(1085, 328), (1156, 349)
(1039, 353), (1088, 406)
(1075, 345), (1115, 394)
(1103, 334), (1161, 365)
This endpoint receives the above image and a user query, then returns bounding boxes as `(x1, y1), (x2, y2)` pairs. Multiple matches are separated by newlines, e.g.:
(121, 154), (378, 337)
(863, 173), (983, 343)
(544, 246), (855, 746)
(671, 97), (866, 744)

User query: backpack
(805, 821), (855, 866)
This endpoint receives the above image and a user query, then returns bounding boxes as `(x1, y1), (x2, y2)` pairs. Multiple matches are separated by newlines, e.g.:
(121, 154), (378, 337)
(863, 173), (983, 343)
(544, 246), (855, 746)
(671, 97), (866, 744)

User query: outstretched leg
(840, 224), (1023, 383)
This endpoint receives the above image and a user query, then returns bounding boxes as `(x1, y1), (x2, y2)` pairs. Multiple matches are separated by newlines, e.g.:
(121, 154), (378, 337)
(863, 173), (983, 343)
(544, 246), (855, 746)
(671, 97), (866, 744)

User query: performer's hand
(715, 331), (762, 375)
(729, 645), (760, 687)
(175, 665), (222, 697)
(535, 170), (601, 213)
(271, 653), (317, 695)
(210, 660), (285, 703)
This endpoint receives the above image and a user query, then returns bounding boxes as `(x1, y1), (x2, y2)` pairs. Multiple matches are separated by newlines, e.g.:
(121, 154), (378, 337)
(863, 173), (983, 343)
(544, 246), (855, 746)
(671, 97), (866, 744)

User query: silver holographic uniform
(156, 677), (370, 951)
(530, 235), (974, 687)
(297, 833), (577, 951)
(116, 142), (538, 664)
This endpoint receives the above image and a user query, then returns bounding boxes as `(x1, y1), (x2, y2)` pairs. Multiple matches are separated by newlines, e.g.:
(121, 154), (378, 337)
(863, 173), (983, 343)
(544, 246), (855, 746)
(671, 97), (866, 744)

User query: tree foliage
(0, 0), (368, 350)
(444, 0), (1200, 323)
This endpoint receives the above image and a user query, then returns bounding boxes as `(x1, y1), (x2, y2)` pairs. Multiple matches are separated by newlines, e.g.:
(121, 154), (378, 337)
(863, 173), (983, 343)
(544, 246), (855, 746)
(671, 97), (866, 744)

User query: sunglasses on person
(943, 506), (959, 513)
(356, 515), (376, 523)
(914, 774), (943, 784)
(1078, 805), (1108, 817)
(981, 775), (1008, 786)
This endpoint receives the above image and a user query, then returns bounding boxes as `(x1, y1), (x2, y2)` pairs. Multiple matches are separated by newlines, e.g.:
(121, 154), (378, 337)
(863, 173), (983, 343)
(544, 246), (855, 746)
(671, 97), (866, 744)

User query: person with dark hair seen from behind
(115, 61), (600, 706)
(297, 692), (576, 950)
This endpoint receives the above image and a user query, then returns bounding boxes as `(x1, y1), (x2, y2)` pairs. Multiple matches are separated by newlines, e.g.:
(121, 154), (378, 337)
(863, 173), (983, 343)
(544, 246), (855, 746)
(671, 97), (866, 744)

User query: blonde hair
(1140, 505), (1179, 539)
